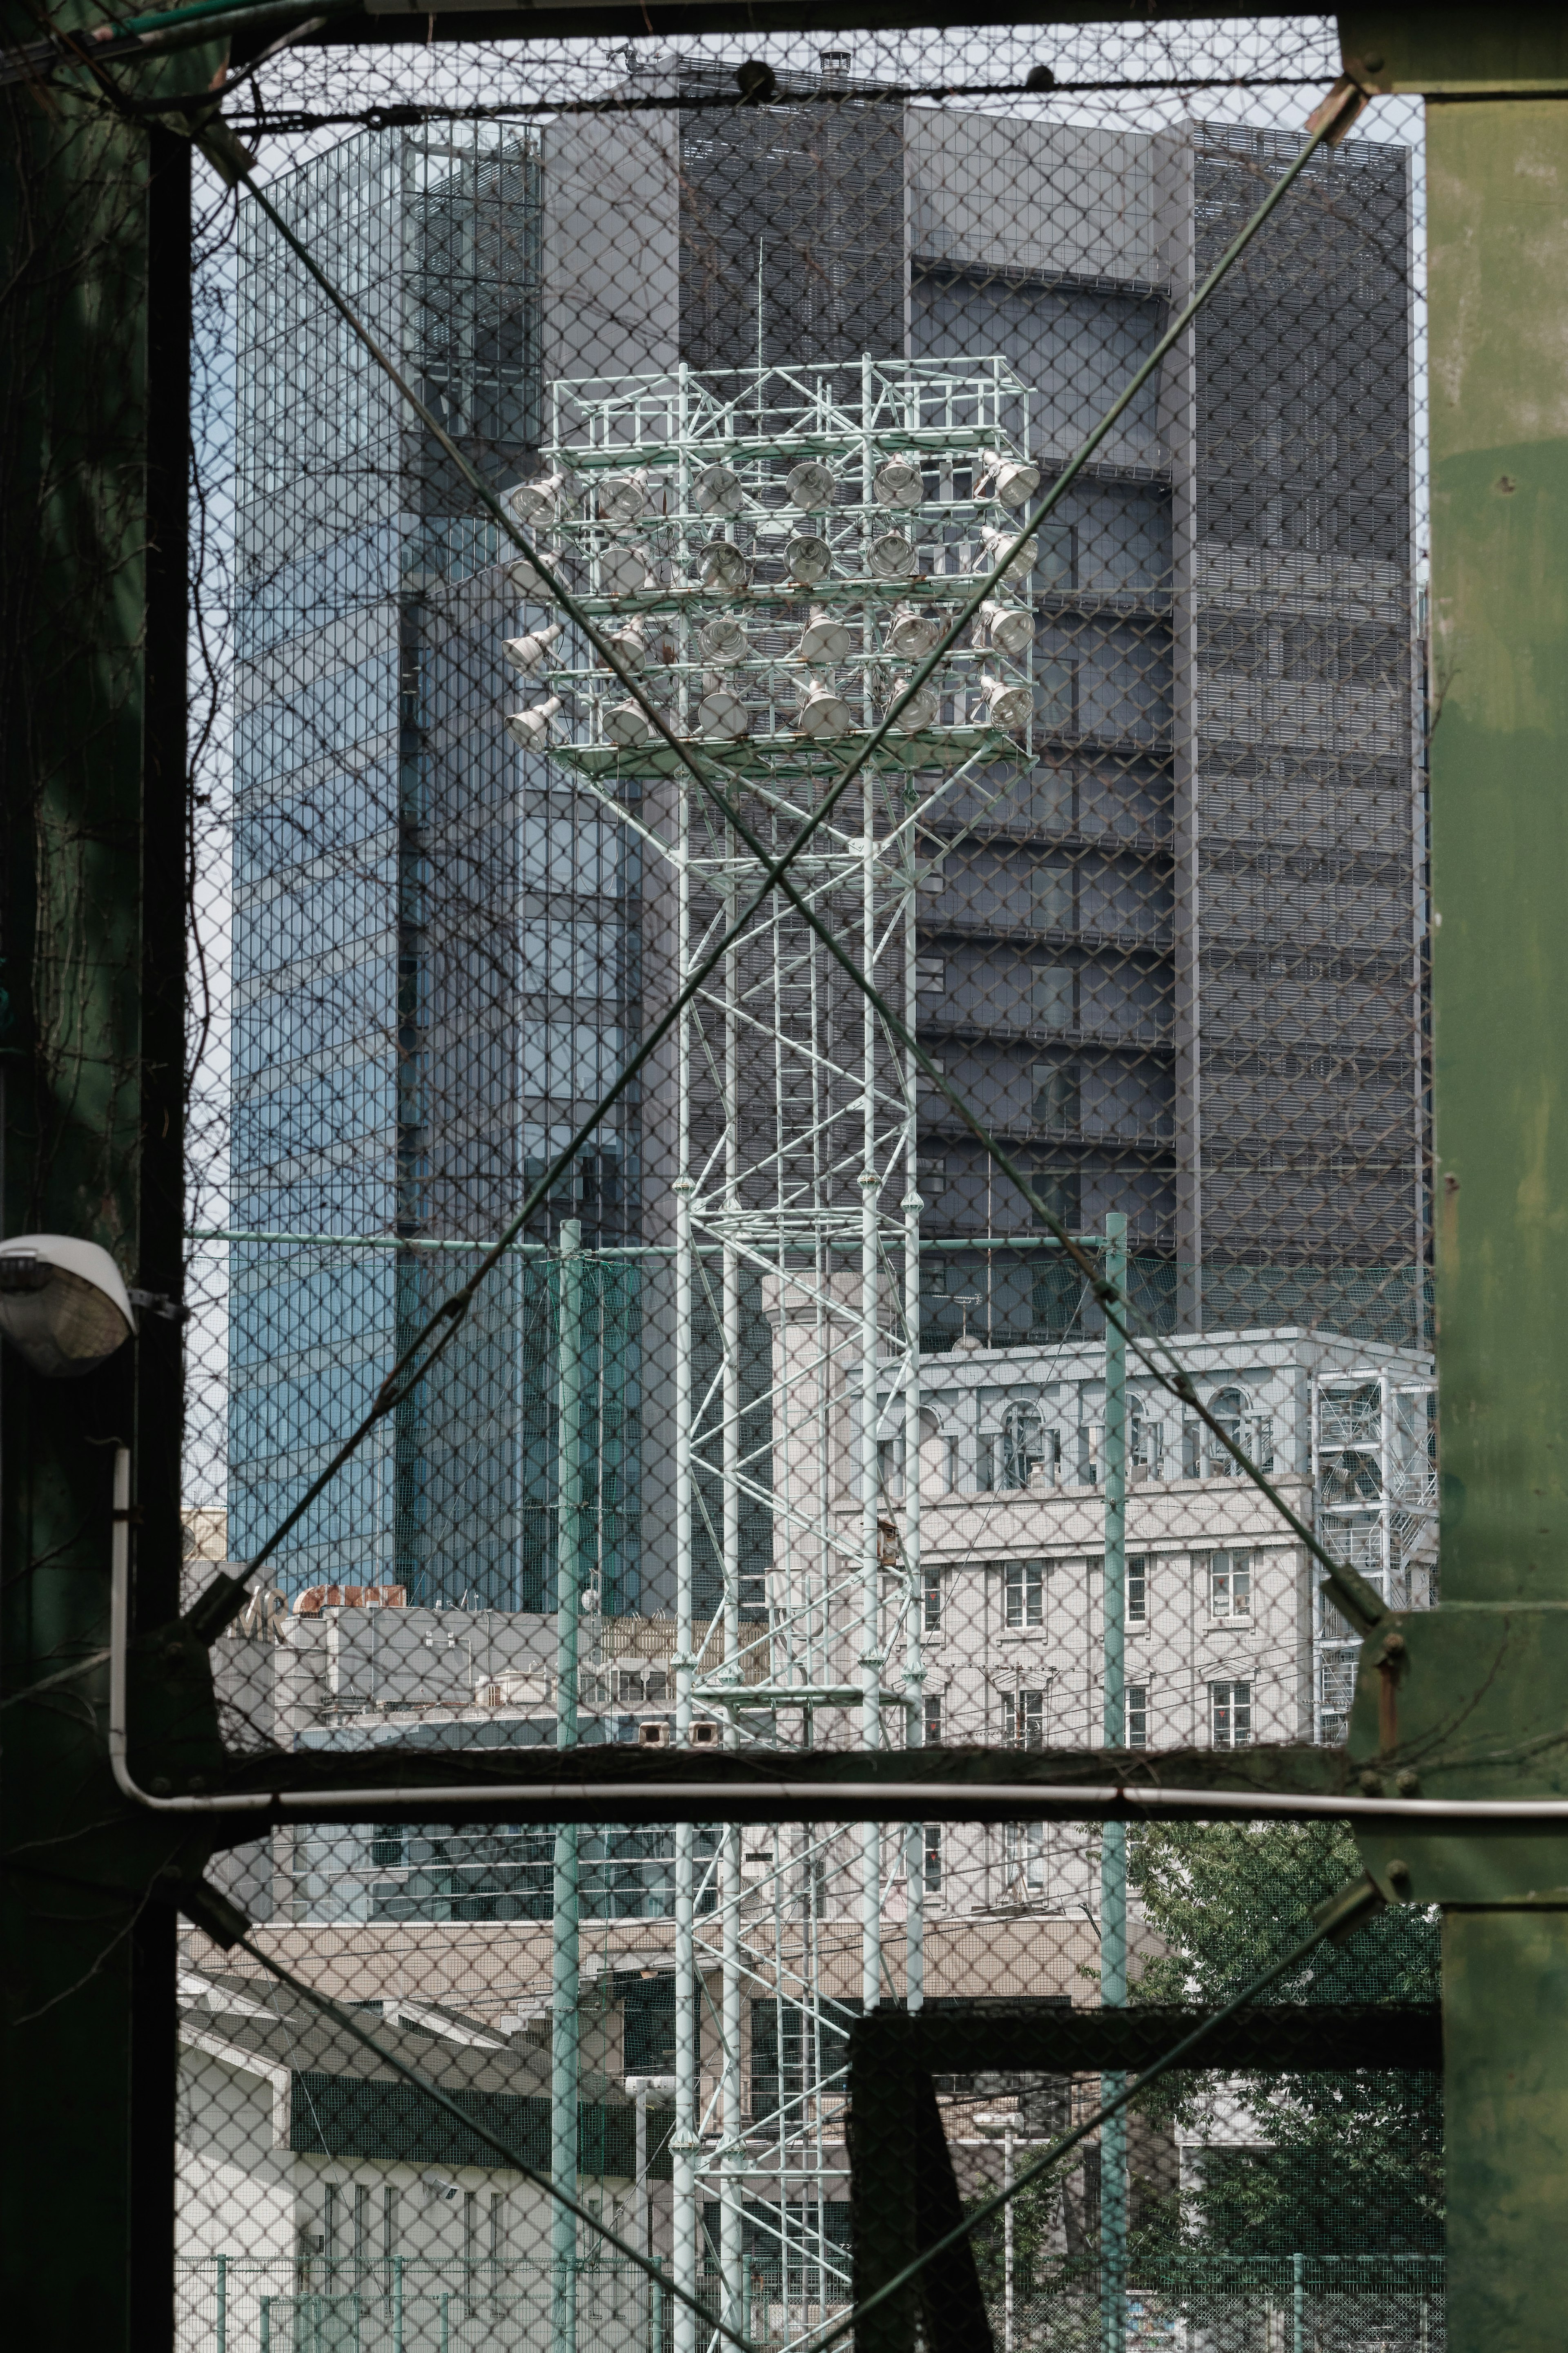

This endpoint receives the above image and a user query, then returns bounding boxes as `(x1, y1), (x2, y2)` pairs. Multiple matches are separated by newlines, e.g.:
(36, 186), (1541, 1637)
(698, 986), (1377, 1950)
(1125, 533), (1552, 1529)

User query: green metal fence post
(554, 1218), (586, 2353)
(1100, 1213), (1128, 2353)
(394, 2253), (403, 2353)
(215, 2253), (226, 2353)
(1291, 2251), (1303, 2353)
(1338, 13), (1568, 2351)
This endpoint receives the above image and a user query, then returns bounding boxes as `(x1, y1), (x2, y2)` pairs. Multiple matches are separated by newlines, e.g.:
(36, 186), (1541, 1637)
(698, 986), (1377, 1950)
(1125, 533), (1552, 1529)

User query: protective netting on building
(133, 12), (1449, 2350)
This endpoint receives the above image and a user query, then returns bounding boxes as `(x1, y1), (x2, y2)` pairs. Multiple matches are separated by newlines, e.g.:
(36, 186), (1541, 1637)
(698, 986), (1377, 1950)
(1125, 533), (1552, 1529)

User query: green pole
(1099, 1212), (1127, 2353)
(554, 1218), (586, 2353)
(1336, 14), (1568, 2351)
(394, 2254), (403, 2353)
(1291, 2251), (1304, 2353)
(216, 2252), (226, 2353)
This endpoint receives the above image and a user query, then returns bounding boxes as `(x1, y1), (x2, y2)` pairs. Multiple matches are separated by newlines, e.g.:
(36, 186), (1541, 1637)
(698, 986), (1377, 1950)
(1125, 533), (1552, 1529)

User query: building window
(1005, 1559), (1045, 1628)
(1032, 966), (1074, 1028)
(1006, 1820), (1047, 1891)
(1127, 1556), (1147, 1623)
(1207, 1550), (1252, 1621)
(1210, 1680), (1252, 1748)
(1126, 1685), (1148, 1748)
(923, 1691), (942, 1746)
(383, 2186), (399, 2260)
(1014, 1688), (1046, 1749)
(924, 1825), (942, 1891)
(1207, 1386), (1249, 1477)
(923, 1569), (942, 1633)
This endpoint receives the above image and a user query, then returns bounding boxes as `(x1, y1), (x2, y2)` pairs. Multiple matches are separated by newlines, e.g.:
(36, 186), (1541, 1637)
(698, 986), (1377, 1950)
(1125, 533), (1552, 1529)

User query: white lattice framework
(511, 357), (1041, 2348)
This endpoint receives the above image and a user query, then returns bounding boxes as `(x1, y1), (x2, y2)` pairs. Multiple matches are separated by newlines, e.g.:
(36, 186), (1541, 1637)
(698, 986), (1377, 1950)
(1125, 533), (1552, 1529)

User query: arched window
(1207, 1385), (1249, 1477)
(1002, 1400), (1048, 1491)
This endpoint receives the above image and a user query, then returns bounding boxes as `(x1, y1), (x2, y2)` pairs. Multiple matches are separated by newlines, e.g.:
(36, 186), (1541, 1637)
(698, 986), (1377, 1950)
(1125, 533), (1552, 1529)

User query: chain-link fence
(9, 10), (1439, 2347)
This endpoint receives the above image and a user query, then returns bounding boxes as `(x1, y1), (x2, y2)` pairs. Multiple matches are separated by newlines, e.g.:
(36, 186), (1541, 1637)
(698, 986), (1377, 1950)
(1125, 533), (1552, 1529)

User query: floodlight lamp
(605, 700), (657, 747)
(694, 687), (750, 740)
(509, 472), (569, 526)
(984, 459), (1041, 509)
(693, 463), (744, 516)
(797, 686), (853, 740)
(867, 531), (919, 580)
(699, 540), (750, 591)
(785, 459), (836, 510)
(978, 528), (1039, 583)
(786, 534), (832, 584)
(597, 468), (650, 524)
(978, 601), (1033, 656)
(797, 607), (852, 663)
(502, 622), (564, 676)
(508, 553), (554, 600)
(604, 623), (650, 673)
(885, 602), (942, 658)
(982, 677), (1033, 730)
(699, 617), (749, 665)
(601, 545), (653, 597)
(873, 457), (923, 510)
(504, 696), (562, 747)
(886, 678), (939, 734)
(0, 1236), (135, 1378)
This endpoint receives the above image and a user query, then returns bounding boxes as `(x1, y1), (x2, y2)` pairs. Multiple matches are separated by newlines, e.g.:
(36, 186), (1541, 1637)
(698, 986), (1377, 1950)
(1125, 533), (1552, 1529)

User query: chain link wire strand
(143, 16), (1448, 2352)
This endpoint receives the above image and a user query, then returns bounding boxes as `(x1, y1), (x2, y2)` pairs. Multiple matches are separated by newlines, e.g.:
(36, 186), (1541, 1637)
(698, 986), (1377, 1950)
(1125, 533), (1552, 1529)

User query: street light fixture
(0, 1236), (136, 1378)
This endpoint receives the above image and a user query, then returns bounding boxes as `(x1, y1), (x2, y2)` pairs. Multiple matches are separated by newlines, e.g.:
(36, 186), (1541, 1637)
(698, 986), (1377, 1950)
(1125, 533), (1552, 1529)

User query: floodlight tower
(505, 355), (1038, 2347)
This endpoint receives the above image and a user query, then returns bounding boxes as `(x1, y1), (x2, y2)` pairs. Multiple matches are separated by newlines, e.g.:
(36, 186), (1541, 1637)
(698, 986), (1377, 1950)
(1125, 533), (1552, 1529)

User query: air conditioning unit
(689, 1720), (721, 1748)
(638, 1721), (670, 1747)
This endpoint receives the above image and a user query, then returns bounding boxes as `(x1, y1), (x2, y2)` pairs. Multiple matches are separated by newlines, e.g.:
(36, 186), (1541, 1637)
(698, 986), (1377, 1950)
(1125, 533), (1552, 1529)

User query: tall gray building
(652, 61), (1424, 1346)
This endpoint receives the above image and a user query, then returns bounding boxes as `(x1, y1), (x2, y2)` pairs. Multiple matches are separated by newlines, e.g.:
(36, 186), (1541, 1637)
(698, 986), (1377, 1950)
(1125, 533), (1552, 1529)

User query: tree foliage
(1127, 1820), (1442, 2258)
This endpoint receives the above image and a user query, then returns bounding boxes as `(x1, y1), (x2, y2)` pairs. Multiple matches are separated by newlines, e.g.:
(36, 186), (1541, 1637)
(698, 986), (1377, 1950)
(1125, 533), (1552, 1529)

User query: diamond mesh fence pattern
(158, 16), (1442, 2353)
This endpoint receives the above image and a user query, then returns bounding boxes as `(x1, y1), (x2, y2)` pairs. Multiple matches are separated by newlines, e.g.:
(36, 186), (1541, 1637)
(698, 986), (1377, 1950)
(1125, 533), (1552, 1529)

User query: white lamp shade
(505, 697), (562, 747)
(979, 528), (1038, 583)
(693, 464), (743, 515)
(797, 687), (853, 739)
(786, 459), (836, 509)
(508, 472), (568, 525)
(989, 459), (1041, 509)
(867, 532), (919, 580)
(786, 534), (832, 583)
(797, 607), (852, 662)
(885, 602), (942, 658)
(983, 678), (1034, 729)
(600, 545), (652, 595)
(699, 541), (750, 590)
(979, 600), (1033, 656)
(873, 457), (923, 509)
(886, 679), (938, 733)
(604, 625), (650, 672)
(699, 618), (749, 664)
(0, 1236), (135, 1378)
(508, 553), (555, 598)
(502, 622), (563, 675)
(605, 700), (656, 746)
(598, 468), (649, 522)
(695, 689), (750, 740)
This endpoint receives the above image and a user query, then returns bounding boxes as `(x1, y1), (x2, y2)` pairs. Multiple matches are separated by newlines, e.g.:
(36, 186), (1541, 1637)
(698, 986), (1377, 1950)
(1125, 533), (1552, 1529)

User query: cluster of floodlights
(502, 446), (1040, 750)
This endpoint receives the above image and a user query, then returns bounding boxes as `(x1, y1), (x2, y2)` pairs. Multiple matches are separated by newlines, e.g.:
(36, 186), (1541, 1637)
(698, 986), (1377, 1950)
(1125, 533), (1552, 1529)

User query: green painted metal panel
(1424, 91), (1568, 1607)
(1444, 1909), (1568, 2351)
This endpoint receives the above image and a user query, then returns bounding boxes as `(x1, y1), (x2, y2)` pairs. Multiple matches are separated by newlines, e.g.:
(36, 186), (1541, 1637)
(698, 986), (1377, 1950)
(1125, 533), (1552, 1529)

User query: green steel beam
(1337, 12), (1568, 2350)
